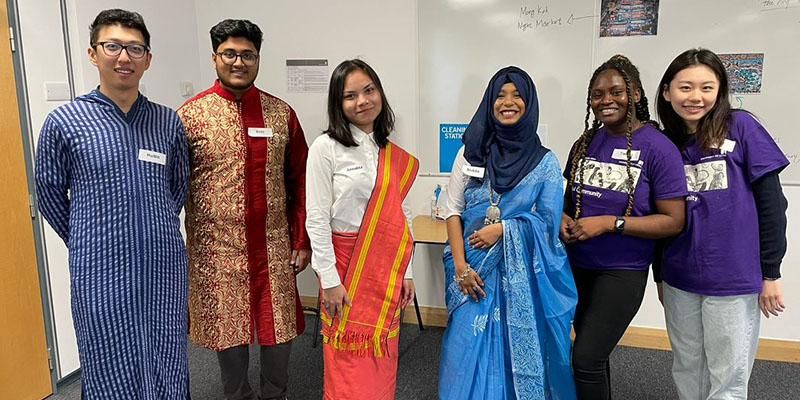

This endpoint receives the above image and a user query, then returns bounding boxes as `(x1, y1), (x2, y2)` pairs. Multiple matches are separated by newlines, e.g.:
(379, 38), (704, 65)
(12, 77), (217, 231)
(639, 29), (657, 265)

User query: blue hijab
(462, 66), (548, 194)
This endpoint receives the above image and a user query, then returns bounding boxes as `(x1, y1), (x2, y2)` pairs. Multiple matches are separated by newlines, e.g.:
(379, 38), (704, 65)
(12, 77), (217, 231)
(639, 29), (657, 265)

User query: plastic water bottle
(436, 185), (447, 219)
(433, 184), (444, 219)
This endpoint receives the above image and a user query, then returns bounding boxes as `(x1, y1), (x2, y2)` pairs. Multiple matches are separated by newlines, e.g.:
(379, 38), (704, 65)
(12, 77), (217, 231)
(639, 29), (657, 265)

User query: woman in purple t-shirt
(561, 55), (688, 400)
(656, 48), (789, 400)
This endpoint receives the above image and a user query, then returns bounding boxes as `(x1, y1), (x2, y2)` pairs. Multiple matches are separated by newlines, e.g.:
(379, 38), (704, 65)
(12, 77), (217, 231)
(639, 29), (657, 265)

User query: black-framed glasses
(94, 42), (150, 59)
(216, 51), (259, 66)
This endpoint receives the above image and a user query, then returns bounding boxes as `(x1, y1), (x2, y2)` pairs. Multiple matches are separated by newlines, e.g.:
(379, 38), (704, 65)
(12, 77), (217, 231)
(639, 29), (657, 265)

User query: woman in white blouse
(305, 59), (419, 400)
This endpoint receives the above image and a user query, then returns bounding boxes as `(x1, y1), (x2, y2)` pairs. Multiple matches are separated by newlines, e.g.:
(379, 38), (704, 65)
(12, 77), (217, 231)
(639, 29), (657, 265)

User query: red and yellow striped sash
(321, 142), (418, 357)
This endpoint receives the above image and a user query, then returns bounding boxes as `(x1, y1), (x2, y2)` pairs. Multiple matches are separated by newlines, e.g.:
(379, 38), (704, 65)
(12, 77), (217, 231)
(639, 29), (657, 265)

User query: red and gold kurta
(178, 81), (309, 351)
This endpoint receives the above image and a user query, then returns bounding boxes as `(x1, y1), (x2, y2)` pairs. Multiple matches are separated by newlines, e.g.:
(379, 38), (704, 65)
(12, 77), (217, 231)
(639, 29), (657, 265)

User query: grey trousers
(217, 342), (293, 400)
(663, 283), (760, 400)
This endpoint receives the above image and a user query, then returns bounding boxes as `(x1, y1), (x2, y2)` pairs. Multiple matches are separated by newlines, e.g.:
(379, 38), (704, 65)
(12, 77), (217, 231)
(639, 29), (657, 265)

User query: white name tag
(138, 149), (166, 165)
(462, 165), (485, 178)
(248, 127), (273, 138)
(710, 139), (736, 154)
(345, 165), (364, 173)
(720, 139), (736, 154)
(611, 148), (641, 162)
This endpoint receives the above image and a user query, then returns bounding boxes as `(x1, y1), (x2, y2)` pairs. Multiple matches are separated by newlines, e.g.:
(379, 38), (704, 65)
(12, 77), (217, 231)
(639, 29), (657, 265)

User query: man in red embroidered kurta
(177, 19), (310, 400)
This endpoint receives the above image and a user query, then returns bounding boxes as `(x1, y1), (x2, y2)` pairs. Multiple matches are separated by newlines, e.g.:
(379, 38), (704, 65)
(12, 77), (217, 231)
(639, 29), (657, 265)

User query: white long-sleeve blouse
(305, 125), (414, 289)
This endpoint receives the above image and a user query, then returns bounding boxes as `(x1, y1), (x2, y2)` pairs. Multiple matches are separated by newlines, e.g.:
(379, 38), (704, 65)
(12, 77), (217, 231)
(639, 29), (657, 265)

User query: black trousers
(571, 267), (648, 400)
(216, 342), (292, 400)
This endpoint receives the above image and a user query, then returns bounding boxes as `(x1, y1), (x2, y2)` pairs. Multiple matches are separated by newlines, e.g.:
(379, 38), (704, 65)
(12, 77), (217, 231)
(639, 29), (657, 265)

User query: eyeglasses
(216, 51), (259, 66)
(94, 42), (150, 59)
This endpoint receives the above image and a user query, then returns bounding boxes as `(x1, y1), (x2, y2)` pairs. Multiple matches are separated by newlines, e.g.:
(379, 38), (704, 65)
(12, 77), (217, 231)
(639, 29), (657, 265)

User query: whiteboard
(419, 0), (800, 183)
(419, 0), (597, 173)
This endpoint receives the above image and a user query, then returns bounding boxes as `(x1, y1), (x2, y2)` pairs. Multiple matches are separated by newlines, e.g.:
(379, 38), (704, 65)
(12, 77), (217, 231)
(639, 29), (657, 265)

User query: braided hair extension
(570, 67), (604, 219)
(635, 95), (655, 126)
(614, 63), (636, 216)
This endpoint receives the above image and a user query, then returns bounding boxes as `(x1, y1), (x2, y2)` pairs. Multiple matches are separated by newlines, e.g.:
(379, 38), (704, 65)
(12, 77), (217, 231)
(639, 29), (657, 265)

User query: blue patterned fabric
(35, 90), (190, 399)
(439, 152), (578, 400)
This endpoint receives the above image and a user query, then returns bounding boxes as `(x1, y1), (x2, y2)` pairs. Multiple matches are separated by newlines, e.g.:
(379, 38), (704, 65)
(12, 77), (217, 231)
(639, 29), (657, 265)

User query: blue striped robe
(35, 90), (190, 399)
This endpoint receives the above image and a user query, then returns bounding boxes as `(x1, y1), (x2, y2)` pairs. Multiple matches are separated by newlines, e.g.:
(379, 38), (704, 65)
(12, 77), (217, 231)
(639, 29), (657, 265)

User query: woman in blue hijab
(439, 66), (578, 400)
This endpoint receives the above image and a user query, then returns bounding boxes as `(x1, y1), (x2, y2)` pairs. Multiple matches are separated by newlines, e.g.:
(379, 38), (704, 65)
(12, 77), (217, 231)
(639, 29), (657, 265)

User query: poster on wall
(286, 59), (329, 93)
(718, 53), (765, 94)
(599, 0), (660, 37)
(439, 124), (468, 173)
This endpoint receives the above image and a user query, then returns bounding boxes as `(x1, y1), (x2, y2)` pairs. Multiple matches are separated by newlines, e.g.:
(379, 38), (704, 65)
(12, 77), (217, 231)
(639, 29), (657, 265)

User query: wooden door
(0, 1), (53, 398)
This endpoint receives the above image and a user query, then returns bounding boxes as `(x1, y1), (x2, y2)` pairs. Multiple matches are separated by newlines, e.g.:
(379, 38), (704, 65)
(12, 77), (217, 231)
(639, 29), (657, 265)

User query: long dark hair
(324, 59), (395, 148)
(656, 48), (731, 152)
(570, 55), (655, 219)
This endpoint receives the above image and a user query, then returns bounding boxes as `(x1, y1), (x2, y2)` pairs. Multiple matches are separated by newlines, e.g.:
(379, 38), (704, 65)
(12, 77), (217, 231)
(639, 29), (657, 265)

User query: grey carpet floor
(48, 317), (799, 399)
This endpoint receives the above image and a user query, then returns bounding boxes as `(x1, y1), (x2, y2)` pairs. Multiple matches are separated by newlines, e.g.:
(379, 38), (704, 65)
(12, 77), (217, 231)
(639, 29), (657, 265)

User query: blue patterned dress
(35, 90), (190, 399)
(439, 152), (578, 399)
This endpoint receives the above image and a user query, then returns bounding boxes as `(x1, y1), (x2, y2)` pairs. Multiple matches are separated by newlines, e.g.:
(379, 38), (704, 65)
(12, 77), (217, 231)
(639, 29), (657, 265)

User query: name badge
(138, 149), (166, 165)
(345, 165), (364, 173)
(611, 148), (641, 162)
(248, 127), (273, 138)
(462, 165), (485, 178)
(720, 139), (736, 154)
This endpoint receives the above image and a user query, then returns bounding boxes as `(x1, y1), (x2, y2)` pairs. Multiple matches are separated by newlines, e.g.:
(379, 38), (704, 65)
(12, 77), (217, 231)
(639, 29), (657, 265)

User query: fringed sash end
(322, 326), (392, 358)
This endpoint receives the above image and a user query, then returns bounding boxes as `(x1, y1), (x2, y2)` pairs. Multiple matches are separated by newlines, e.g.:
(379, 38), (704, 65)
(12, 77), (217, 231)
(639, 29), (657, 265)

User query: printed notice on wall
(286, 59), (329, 93)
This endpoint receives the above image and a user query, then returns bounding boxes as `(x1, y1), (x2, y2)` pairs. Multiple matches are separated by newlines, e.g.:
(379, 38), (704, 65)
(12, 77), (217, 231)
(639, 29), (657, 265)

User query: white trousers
(663, 283), (760, 400)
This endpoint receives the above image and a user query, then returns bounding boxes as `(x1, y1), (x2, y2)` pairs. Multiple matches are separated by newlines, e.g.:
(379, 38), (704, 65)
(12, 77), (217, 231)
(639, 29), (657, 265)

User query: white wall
(18, 0), (798, 381)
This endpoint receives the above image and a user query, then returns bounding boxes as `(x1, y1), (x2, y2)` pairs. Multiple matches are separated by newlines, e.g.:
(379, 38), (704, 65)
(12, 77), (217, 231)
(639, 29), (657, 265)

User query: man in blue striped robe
(34, 9), (190, 399)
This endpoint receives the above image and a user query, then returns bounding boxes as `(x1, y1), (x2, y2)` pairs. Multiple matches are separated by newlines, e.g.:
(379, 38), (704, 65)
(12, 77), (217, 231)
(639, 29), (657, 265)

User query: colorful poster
(439, 124), (467, 173)
(599, 0), (660, 37)
(719, 53), (765, 94)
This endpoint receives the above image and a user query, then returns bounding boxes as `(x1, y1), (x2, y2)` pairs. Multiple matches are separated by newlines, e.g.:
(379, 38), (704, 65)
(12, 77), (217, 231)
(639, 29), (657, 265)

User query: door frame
(6, 0), (61, 391)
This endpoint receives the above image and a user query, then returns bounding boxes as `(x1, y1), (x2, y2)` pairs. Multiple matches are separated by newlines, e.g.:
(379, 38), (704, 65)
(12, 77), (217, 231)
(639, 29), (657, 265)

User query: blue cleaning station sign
(440, 123), (468, 173)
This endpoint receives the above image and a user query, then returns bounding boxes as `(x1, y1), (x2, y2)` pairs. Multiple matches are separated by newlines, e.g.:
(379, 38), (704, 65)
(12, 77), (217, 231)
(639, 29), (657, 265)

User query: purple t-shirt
(565, 124), (687, 271)
(662, 111), (789, 296)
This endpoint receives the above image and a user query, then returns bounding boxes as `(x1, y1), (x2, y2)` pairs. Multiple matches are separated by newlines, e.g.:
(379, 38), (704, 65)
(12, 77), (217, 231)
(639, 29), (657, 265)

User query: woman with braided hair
(561, 55), (687, 400)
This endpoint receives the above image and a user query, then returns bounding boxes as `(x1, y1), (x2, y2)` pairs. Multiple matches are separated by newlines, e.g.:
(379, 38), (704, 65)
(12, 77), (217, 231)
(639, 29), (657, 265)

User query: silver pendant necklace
(484, 189), (502, 225)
